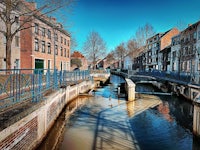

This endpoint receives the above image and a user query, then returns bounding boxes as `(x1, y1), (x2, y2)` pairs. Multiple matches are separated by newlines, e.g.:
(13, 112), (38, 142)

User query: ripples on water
(37, 75), (200, 150)
(131, 83), (195, 150)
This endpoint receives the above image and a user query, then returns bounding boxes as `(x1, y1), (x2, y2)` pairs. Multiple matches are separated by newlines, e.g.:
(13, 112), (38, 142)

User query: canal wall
(0, 80), (94, 150)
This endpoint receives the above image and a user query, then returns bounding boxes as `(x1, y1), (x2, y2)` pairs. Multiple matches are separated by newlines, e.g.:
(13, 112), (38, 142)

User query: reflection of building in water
(193, 104), (200, 137)
(157, 102), (174, 122)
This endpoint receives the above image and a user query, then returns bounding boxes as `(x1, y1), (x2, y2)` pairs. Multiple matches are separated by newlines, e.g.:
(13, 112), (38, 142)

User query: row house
(129, 20), (200, 84)
(145, 28), (179, 71)
(20, 2), (70, 71)
(0, 3), (20, 70)
(170, 21), (200, 83)
(124, 46), (145, 70)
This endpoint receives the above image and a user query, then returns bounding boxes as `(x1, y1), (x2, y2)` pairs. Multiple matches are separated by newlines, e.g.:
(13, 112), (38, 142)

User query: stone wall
(0, 80), (94, 150)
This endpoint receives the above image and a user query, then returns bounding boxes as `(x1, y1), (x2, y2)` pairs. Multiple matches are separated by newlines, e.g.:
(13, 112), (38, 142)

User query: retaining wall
(0, 80), (94, 150)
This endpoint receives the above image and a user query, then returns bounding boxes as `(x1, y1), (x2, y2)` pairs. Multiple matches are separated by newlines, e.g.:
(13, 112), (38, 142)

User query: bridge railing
(0, 69), (91, 110)
(135, 70), (193, 84)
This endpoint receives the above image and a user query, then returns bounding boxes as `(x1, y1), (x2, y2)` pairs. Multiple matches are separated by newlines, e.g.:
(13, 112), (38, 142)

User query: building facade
(145, 28), (179, 71)
(179, 22), (200, 83)
(0, 3), (20, 70)
(20, 2), (70, 71)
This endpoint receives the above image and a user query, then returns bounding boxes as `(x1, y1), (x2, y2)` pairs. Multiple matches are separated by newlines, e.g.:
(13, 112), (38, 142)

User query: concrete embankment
(0, 80), (94, 150)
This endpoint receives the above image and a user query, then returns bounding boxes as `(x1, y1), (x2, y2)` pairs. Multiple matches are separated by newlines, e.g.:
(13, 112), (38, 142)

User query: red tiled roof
(71, 51), (84, 58)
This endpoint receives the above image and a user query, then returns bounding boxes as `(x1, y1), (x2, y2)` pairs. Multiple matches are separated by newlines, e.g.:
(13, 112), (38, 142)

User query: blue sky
(64, 0), (200, 53)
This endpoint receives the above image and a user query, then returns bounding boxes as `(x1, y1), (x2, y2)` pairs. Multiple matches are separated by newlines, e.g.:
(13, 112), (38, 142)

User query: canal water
(37, 75), (200, 150)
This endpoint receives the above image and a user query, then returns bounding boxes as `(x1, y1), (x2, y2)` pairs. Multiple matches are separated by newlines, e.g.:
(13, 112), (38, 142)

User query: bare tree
(114, 42), (127, 69)
(127, 38), (138, 53)
(70, 36), (78, 53)
(105, 51), (115, 69)
(176, 20), (187, 31)
(0, 0), (73, 70)
(135, 23), (155, 47)
(127, 38), (144, 61)
(83, 31), (106, 69)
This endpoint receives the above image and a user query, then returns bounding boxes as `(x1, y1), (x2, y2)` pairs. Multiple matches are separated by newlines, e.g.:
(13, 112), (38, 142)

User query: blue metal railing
(0, 69), (91, 109)
(135, 69), (193, 84)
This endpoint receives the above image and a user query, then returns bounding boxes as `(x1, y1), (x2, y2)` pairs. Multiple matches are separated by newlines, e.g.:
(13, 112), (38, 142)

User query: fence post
(32, 72), (36, 102)
(46, 69), (50, 89)
(54, 69), (58, 89)
(59, 70), (63, 86)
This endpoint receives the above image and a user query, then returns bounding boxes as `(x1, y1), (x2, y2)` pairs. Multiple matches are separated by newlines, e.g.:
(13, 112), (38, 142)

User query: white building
(170, 34), (181, 72)
(0, 3), (20, 69)
(123, 54), (133, 70)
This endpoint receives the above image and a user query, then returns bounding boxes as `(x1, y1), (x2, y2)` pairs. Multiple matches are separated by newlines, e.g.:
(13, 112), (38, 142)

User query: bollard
(125, 78), (135, 101)
(118, 87), (120, 95)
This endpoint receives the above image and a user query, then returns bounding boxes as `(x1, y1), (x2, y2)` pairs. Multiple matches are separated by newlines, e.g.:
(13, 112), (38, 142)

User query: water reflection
(37, 96), (90, 150)
(37, 75), (200, 150)
(130, 84), (196, 150)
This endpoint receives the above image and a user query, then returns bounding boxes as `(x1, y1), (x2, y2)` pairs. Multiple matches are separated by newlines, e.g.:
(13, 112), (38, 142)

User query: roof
(21, 0), (70, 37)
(71, 51), (85, 58)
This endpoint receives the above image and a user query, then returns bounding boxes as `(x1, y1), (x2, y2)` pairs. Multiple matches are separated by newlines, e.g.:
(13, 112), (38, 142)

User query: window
(47, 43), (51, 54)
(193, 32), (197, 40)
(15, 36), (19, 47)
(42, 41), (45, 53)
(41, 27), (45, 36)
(60, 47), (63, 56)
(61, 36), (63, 43)
(47, 29), (51, 39)
(148, 44), (152, 50)
(64, 48), (66, 57)
(48, 60), (51, 69)
(67, 40), (70, 46)
(55, 33), (58, 41)
(55, 45), (58, 55)
(64, 39), (66, 45)
(172, 62), (176, 71)
(15, 16), (19, 24)
(35, 38), (39, 51)
(198, 59), (200, 70)
(35, 23), (39, 34)
(172, 51), (176, 61)
(198, 31), (200, 40)
(15, 59), (20, 69)
(67, 49), (70, 58)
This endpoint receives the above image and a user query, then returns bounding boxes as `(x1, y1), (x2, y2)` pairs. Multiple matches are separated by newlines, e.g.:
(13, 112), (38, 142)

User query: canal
(37, 75), (200, 150)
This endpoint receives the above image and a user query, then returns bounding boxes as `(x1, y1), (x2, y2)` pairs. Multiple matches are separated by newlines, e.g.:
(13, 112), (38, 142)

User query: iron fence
(0, 69), (90, 110)
(135, 70), (193, 84)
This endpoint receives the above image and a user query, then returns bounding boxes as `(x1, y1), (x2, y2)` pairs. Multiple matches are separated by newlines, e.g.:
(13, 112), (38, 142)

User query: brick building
(71, 51), (88, 70)
(145, 28), (179, 71)
(20, 2), (70, 71)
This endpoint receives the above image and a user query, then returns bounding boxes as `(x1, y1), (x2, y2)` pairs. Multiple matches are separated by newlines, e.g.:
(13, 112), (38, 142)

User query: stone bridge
(111, 70), (200, 102)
